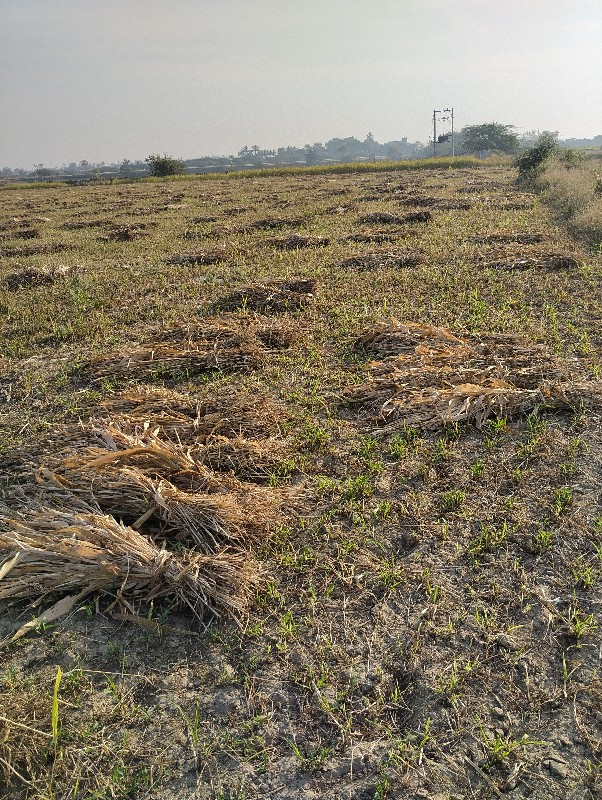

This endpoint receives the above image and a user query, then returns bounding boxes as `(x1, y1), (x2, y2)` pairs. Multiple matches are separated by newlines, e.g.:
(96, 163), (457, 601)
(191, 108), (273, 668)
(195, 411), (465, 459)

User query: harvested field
(2, 162), (602, 800)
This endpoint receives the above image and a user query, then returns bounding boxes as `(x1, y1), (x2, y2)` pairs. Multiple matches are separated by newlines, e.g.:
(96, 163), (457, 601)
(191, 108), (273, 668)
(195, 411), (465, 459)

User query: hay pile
(4, 264), (75, 291)
(345, 320), (599, 431)
(190, 215), (218, 224)
(166, 250), (227, 266)
(337, 249), (423, 271)
(265, 235), (329, 250)
(471, 232), (545, 245)
(248, 217), (306, 230)
(400, 197), (471, 210)
(0, 227), (40, 240)
(99, 224), (148, 242)
(345, 231), (400, 244)
(215, 278), (317, 313)
(478, 251), (579, 271)
(0, 386), (295, 632)
(0, 242), (70, 258)
(62, 219), (111, 230)
(87, 317), (295, 380)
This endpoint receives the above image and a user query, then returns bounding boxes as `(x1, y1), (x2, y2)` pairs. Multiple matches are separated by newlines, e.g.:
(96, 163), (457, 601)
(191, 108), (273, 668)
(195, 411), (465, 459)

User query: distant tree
(145, 153), (186, 177)
(304, 145), (317, 165)
(33, 163), (56, 178)
(119, 158), (132, 174)
(459, 123), (520, 155)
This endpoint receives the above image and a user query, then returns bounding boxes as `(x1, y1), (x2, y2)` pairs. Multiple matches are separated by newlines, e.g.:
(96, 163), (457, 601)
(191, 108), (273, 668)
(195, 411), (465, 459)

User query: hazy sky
(1, 0), (600, 168)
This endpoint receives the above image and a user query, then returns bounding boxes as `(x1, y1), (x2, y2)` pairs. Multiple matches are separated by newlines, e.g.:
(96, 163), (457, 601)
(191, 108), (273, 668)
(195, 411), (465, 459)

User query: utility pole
(433, 110), (440, 157)
(444, 107), (455, 156)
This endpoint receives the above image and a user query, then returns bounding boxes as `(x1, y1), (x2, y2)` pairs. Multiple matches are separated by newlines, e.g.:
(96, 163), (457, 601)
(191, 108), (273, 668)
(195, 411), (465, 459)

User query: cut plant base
(345, 319), (600, 430)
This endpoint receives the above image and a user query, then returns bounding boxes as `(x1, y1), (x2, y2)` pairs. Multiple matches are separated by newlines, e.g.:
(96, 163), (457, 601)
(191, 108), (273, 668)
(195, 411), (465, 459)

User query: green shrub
(515, 133), (558, 182)
(145, 153), (186, 177)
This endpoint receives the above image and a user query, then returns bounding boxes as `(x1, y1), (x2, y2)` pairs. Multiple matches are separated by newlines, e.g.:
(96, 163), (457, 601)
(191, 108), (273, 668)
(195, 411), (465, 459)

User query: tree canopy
(459, 123), (520, 155)
(145, 153), (186, 177)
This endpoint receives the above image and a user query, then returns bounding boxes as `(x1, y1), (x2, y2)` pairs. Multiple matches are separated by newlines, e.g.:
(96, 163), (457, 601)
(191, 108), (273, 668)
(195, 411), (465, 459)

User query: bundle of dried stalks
(62, 219), (111, 230)
(0, 227), (40, 240)
(216, 278), (317, 313)
(338, 250), (423, 271)
(345, 231), (399, 243)
(166, 250), (227, 266)
(198, 435), (290, 481)
(482, 254), (579, 271)
(90, 339), (265, 380)
(99, 385), (288, 440)
(190, 215), (218, 224)
(345, 319), (598, 430)
(0, 242), (70, 258)
(471, 232), (545, 244)
(37, 462), (275, 552)
(358, 212), (405, 224)
(99, 225), (147, 242)
(249, 217), (306, 230)
(354, 320), (471, 359)
(400, 197), (471, 210)
(63, 425), (223, 492)
(265, 235), (329, 250)
(4, 264), (75, 291)
(0, 509), (252, 618)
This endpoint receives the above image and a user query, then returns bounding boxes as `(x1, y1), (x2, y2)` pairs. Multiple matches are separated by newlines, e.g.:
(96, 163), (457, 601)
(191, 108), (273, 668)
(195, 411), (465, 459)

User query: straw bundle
(36, 465), (261, 552)
(90, 340), (265, 380)
(345, 231), (399, 243)
(354, 320), (470, 359)
(216, 278), (317, 314)
(0, 243), (70, 258)
(265, 235), (329, 250)
(0, 509), (251, 618)
(5, 264), (75, 291)
(482, 254), (579, 271)
(166, 251), (226, 265)
(99, 385), (288, 440)
(345, 319), (599, 431)
(471, 232), (545, 245)
(358, 212), (405, 224)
